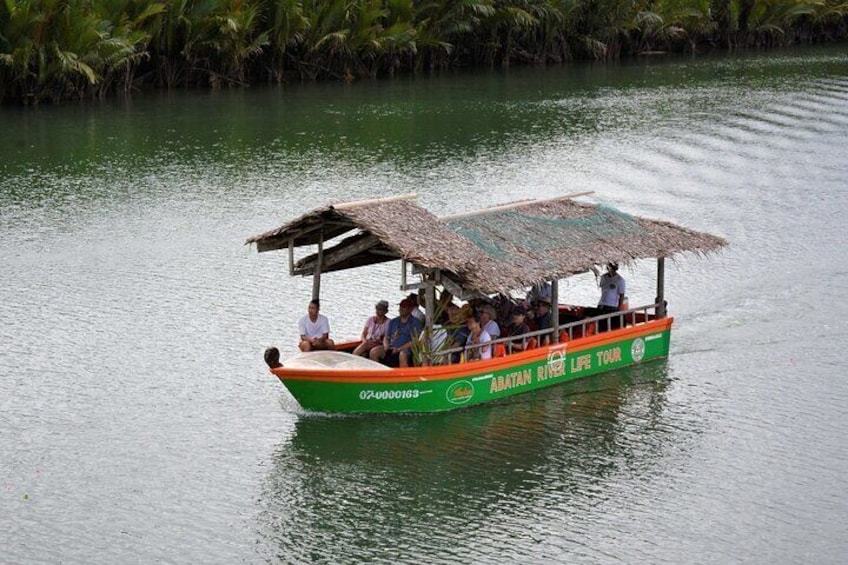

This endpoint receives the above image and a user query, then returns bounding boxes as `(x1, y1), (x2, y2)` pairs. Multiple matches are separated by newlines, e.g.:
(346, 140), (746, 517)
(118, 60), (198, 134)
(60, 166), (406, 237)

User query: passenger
(436, 289), (455, 324)
(493, 293), (515, 327)
(598, 262), (626, 311)
(535, 296), (553, 346)
(447, 303), (471, 364)
(506, 305), (531, 352)
(371, 298), (424, 367)
(465, 312), (492, 361)
(598, 262), (626, 331)
(407, 292), (425, 321)
(352, 300), (391, 357)
(479, 304), (501, 340)
(297, 299), (335, 351)
(466, 297), (487, 314)
(264, 346), (283, 368)
(522, 298), (538, 330)
(527, 281), (552, 305)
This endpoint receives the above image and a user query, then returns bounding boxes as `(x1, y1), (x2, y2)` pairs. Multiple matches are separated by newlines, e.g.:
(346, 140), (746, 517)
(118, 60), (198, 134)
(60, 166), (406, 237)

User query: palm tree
(0, 0), (143, 102)
(265, 0), (309, 81)
(148, 0), (193, 87)
(652, 0), (716, 52)
(205, 0), (269, 86)
(711, 0), (733, 47)
(745, 0), (816, 46)
(479, 0), (540, 66)
(379, 0), (418, 76)
(414, 0), (496, 70)
(91, 0), (166, 92)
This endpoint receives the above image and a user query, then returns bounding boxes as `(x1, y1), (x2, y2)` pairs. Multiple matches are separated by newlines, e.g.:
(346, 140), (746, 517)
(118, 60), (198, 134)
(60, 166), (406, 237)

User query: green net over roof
(247, 195), (728, 295)
(445, 205), (646, 265)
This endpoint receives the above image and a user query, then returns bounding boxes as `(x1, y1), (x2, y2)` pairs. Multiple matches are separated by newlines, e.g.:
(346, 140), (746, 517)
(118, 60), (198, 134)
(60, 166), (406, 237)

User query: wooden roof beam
(440, 273), (488, 302)
(294, 233), (383, 274)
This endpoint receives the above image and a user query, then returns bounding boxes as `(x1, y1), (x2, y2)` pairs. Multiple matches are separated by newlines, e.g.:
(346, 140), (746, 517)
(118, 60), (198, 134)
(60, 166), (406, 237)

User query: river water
(2, 46), (847, 563)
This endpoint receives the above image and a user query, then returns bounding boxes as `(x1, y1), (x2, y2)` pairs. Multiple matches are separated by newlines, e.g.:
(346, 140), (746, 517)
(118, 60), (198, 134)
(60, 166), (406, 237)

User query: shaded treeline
(2, 0), (847, 104)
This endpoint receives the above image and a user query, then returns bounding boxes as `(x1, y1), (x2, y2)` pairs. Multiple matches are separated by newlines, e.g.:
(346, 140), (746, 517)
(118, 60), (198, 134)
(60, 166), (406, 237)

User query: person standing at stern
(598, 262), (626, 312)
(598, 262), (626, 331)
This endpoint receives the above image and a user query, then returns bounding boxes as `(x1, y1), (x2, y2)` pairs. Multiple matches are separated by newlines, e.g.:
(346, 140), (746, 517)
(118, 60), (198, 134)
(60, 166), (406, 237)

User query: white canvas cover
(282, 350), (392, 371)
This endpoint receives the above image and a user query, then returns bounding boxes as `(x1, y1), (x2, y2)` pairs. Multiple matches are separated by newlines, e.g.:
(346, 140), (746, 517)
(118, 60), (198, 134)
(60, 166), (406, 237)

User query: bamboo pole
(551, 279), (559, 343)
(312, 229), (323, 300)
(288, 237), (295, 276)
(656, 257), (666, 318)
(423, 278), (435, 366)
(332, 193), (418, 210)
(439, 191), (595, 221)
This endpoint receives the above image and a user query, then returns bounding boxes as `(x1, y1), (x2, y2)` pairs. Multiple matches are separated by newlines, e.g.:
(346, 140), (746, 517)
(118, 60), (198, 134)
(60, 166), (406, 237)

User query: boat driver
(598, 262), (626, 331)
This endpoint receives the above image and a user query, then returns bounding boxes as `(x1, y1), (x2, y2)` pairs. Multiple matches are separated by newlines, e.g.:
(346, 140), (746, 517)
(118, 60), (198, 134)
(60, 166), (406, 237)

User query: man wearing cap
(507, 305), (531, 352)
(526, 281), (552, 305)
(535, 296), (554, 346)
(371, 298), (424, 367)
(353, 300), (392, 357)
(598, 262), (626, 331)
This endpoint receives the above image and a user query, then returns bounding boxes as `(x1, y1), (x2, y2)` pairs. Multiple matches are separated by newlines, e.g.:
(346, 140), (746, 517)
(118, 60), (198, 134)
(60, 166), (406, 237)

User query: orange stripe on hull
(272, 317), (673, 384)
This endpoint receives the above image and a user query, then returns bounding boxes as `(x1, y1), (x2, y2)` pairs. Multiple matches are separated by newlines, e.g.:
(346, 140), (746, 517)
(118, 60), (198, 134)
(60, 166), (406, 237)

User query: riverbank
(2, 0), (848, 105)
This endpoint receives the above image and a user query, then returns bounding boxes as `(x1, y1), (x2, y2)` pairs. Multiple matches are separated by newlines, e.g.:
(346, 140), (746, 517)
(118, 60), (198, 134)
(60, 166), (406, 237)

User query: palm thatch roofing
(246, 193), (727, 295)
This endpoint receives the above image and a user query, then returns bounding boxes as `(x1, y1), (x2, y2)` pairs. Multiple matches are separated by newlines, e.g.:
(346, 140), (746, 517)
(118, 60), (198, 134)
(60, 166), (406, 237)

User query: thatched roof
(246, 194), (727, 295)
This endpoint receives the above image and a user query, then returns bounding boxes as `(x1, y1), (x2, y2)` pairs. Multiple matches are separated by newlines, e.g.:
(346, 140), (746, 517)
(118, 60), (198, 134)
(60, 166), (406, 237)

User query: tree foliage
(1, 0), (847, 103)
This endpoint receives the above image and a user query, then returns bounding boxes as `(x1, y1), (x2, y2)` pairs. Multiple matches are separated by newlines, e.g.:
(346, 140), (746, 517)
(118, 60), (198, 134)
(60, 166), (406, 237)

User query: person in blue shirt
(370, 298), (424, 367)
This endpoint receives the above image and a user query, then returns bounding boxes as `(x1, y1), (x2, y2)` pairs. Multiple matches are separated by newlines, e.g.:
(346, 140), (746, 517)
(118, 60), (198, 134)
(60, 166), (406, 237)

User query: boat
(246, 193), (727, 414)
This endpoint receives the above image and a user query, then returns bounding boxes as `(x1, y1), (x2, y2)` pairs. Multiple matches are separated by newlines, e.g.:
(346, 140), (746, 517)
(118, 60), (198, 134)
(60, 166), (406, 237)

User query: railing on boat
(431, 302), (664, 365)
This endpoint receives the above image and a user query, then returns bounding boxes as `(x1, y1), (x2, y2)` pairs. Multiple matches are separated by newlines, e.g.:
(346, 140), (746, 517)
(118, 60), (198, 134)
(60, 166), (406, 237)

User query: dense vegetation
(2, 0), (847, 104)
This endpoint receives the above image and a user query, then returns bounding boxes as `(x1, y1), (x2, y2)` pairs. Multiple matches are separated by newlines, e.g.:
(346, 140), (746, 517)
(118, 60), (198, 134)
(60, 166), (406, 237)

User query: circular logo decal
(547, 350), (566, 375)
(631, 338), (645, 362)
(446, 380), (474, 404)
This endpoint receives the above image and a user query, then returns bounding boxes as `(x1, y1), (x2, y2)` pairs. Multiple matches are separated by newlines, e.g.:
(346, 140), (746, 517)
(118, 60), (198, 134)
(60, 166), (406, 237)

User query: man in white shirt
(479, 304), (501, 339)
(598, 262), (626, 331)
(298, 299), (335, 351)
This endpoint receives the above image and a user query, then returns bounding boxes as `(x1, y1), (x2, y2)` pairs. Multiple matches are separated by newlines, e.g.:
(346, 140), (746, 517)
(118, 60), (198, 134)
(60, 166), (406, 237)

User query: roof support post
(423, 276), (436, 366)
(551, 279), (559, 343)
(656, 257), (666, 318)
(288, 237), (295, 276)
(400, 259), (408, 290)
(312, 229), (323, 300)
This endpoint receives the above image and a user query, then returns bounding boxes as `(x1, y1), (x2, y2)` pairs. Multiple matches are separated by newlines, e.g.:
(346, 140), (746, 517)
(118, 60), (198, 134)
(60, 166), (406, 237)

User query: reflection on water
(258, 364), (672, 563)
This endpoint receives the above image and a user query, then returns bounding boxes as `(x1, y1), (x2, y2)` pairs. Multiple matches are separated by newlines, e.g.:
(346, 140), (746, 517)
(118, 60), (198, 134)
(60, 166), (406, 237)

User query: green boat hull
(275, 323), (672, 414)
